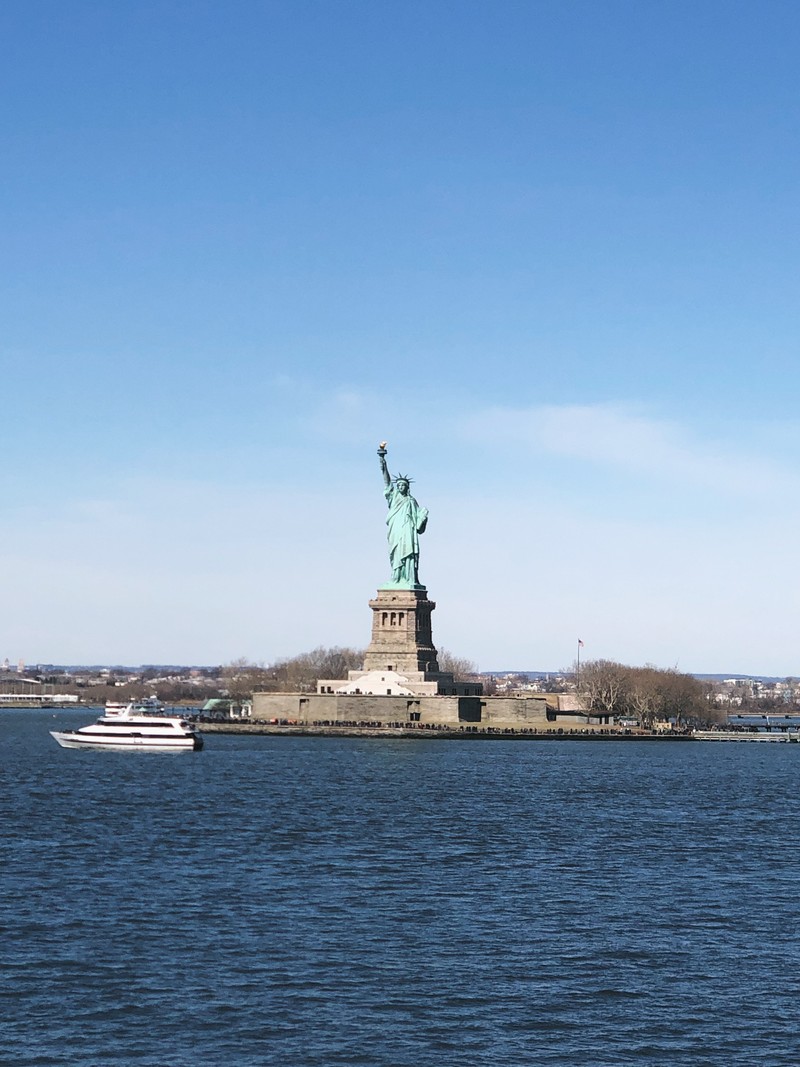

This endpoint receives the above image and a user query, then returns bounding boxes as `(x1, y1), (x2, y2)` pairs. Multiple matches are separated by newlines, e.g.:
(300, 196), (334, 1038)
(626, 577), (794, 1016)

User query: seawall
(199, 722), (693, 741)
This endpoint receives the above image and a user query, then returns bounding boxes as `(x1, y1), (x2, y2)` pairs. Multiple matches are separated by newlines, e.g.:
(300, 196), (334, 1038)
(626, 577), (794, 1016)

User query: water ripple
(3, 712), (800, 1064)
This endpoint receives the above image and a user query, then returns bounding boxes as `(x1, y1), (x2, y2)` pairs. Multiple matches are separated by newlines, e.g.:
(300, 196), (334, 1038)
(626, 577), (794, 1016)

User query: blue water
(3, 708), (800, 1066)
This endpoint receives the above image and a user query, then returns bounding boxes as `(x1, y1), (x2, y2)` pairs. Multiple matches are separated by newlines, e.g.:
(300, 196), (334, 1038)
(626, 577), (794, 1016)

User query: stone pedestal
(362, 587), (440, 674)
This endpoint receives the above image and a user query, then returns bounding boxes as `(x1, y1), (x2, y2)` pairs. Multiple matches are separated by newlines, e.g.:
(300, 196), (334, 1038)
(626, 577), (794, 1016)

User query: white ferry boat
(105, 696), (165, 714)
(50, 705), (203, 751)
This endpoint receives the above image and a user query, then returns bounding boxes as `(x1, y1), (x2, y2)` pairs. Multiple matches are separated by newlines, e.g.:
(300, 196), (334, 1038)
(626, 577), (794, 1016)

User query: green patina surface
(378, 445), (428, 588)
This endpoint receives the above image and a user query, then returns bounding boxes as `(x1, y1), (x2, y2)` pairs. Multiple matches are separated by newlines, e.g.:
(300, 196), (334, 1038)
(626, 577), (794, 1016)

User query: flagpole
(577, 639), (581, 679)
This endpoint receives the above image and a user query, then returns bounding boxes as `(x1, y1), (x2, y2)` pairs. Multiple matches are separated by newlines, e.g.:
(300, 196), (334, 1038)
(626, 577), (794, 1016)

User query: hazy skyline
(3, 1), (800, 673)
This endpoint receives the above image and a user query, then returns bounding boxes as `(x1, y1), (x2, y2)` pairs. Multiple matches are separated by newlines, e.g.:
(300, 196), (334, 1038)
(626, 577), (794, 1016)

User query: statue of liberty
(377, 443), (428, 588)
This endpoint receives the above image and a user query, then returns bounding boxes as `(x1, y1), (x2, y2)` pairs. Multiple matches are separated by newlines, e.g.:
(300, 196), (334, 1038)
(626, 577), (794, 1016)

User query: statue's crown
(394, 473), (413, 484)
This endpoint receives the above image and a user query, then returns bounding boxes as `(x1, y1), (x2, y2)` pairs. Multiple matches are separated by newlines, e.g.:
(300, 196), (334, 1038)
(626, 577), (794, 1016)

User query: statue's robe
(385, 485), (428, 583)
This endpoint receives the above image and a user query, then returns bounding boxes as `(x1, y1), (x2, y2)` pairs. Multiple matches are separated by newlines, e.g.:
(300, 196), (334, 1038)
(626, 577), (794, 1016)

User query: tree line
(222, 647), (480, 699)
(576, 659), (717, 726)
(222, 650), (716, 726)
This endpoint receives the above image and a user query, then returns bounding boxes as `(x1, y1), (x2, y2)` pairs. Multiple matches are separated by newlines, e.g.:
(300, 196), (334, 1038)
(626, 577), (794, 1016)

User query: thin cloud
(289, 391), (798, 502)
(461, 402), (799, 499)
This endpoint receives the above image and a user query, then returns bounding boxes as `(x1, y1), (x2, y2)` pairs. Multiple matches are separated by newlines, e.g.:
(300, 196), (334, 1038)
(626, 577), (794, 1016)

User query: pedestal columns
(363, 587), (440, 674)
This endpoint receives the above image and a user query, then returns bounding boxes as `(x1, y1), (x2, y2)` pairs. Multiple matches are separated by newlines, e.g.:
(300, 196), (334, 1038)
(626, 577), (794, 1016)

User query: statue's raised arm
(377, 441), (391, 489)
(376, 442), (428, 589)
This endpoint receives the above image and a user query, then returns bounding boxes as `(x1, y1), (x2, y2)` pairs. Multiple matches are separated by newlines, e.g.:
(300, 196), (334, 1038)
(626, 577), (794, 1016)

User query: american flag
(578, 639), (584, 647)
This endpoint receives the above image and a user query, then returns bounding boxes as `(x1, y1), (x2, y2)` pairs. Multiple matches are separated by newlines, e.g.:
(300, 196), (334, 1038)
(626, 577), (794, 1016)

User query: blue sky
(2, 0), (800, 672)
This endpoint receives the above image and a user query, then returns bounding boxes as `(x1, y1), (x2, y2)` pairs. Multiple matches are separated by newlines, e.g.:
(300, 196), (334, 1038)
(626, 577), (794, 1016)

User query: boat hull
(50, 731), (202, 751)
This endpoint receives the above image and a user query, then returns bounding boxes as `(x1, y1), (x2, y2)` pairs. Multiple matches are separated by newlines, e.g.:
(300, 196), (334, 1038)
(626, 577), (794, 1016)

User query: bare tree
(627, 667), (662, 725)
(267, 646), (365, 692)
(222, 658), (273, 701)
(577, 659), (630, 717)
(785, 678), (798, 707)
(656, 669), (712, 726)
(437, 648), (480, 680)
